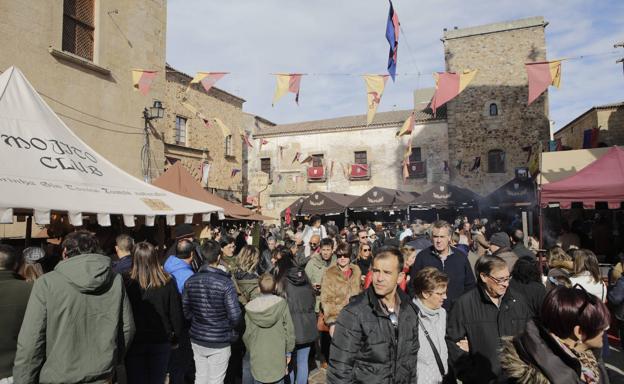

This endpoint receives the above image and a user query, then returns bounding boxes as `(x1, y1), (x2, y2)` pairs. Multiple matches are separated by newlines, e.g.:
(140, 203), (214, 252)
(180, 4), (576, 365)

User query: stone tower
(443, 17), (551, 195)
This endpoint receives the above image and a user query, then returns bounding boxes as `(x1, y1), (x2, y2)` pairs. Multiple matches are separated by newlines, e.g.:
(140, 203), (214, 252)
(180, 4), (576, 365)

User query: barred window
(354, 151), (368, 164)
(175, 116), (187, 145)
(62, 0), (95, 61)
(488, 149), (505, 173)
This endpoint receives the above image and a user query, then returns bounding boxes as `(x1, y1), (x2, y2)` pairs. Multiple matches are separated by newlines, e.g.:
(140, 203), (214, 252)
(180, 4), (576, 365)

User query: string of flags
(526, 60), (561, 105)
(272, 74), (303, 106)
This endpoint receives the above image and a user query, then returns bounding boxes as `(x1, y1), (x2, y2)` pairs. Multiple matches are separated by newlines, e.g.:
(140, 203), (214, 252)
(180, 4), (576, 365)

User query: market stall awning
(349, 187), (415, 212)
(280, 196), (307, 218)
(540, 146), (624, 209)
(0, 66), (223, 227)
(539, 147), (610, 185)
(299, 191), (358, 215)
(481, 178), (535, 209)
(411, 183), (480, 208)
(152, 162), (272, 221)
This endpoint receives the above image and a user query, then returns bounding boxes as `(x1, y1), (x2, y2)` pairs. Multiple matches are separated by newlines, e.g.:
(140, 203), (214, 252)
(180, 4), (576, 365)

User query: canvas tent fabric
(152, 163), (272, 221)
(539, 147), (610, 185)
(540, 146), (624, 209)
(482, 178), (535, 208)
(0, 66), (223, 227)
(349, 187), (415, 211)
(281, 196), (307, 218)
(411, 183), (480, 208)
(299, 191), (358, 216)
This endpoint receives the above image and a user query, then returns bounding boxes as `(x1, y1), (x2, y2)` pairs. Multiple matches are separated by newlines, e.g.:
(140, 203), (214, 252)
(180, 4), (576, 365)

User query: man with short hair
(14, 230), (135, 384)
(328, 248), (420, 383)
(510, 229), (535, 259)
(446, 255), (532, 383)
(112, 233), (134, 275)
(258, 236), (276, 274)
(488, 232), (518, 271)
(351, 229), (371, 260)
(409, 220), (476, 310)
(0, 245), (32, 384)
(183, 240), (242, 384)
(164, 239), (196, 294)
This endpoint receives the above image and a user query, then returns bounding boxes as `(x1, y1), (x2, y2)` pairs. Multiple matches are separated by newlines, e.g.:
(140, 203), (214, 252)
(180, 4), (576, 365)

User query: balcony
(349, 163), (371, 180)
(407, 160), (426, 179)
(307, 166), (326, 182)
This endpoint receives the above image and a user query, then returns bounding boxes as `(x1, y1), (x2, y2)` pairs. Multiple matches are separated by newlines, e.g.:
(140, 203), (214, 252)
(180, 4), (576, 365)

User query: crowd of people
(0, 213), (622, 384)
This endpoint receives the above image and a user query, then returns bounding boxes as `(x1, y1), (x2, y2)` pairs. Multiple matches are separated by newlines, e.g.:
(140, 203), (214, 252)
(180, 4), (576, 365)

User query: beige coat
(320, 264), (362, 324)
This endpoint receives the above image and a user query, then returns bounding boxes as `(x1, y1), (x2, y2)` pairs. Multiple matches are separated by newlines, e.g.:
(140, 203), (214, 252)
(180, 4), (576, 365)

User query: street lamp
(142, 100), (165, 183)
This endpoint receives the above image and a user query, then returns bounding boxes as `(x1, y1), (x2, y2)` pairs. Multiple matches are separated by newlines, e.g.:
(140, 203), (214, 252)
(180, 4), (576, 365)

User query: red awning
(540, 146), (624, 209)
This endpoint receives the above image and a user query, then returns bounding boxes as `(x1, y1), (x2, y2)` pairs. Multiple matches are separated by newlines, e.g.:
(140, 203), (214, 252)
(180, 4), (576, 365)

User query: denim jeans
(191, 343), (231, 384)
(242, 350), (253, 384)
(125, 342), (171, 384)
(288, 344), (312, 384)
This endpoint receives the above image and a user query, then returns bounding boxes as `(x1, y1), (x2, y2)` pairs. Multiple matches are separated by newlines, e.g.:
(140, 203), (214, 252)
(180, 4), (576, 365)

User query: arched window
(488, 149), (505, 173)
(489, 103), (499, 116)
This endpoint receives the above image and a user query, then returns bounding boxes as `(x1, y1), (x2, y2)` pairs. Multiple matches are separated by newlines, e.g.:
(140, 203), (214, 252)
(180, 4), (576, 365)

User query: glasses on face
(310, 243), (319, 247)
(362, 249), (371, 253)
(431, 290), (447, 296)
(360, 236), (368, 240)
(487, 274), (511, 285)
(337, 253), (350, 259)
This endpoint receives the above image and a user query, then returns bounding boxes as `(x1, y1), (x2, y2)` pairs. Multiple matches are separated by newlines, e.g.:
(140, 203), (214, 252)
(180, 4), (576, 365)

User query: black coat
(125, 278), (184, 345)
(0, 271), (32, 378)
(509, 280), (545, 317)
(282, 267), (318, 345)
(446, 285), (533, 384)
(182, 265), (242, 346)
(409, 246), (476, 310)
(511, 243), (535, 259)
(327, 287), (420, 384)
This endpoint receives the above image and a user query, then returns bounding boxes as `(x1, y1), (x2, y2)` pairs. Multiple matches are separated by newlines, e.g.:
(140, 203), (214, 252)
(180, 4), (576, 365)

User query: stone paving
(307, 368), (327, 384)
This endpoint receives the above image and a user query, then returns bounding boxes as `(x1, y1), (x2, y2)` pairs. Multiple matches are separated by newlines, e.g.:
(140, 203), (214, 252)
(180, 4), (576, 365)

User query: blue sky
(167, 1), (624, 132)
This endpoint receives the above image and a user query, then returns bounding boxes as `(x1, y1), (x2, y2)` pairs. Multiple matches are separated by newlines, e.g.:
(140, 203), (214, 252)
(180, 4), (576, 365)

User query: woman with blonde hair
(19, 247), (45, 282)
(125, 241), (184, 384)
(546, 246), (574, 291)
(234, 245), (261, 305)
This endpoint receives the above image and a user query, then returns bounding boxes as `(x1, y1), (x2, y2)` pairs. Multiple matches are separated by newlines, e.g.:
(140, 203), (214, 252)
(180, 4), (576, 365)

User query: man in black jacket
(446, 255), (533, 383)
(327, 247), (419, 384)
(182, 240), (242, 384)
(409, 220), (476, 310)
(510, 229), (535, 259)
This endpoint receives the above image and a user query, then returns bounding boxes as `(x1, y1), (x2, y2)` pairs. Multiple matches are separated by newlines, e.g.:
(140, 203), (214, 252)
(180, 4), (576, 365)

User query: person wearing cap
(0, 244), (33, 384)
(488, 232), (518, 271)
(18, 246), (45, 282)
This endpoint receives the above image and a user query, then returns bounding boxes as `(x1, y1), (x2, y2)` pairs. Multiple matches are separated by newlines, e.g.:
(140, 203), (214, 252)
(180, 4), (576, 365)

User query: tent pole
(157, 216), (165, 260)
(25, 215), (32, 247)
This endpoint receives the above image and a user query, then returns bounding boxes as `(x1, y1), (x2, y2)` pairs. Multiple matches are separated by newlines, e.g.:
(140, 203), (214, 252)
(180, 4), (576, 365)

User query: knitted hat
(489, 232), (510, 249)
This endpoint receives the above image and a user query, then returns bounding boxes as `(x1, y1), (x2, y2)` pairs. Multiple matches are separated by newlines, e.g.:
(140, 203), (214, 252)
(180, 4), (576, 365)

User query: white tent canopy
(0, 66), (223, 227)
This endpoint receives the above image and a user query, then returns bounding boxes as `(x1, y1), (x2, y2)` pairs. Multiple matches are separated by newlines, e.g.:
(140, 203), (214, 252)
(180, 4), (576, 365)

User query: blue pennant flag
(385, 0), (399, 81)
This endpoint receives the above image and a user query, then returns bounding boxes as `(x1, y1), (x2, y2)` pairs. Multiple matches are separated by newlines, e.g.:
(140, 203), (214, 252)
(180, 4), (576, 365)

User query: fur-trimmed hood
(500, 337), (550, 384)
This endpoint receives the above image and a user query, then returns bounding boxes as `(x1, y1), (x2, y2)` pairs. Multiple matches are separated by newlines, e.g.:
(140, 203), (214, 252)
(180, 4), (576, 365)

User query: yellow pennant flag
(363, 74), (388, 125)
(396, 111), (415, 138)
(272, 74), (302, 106)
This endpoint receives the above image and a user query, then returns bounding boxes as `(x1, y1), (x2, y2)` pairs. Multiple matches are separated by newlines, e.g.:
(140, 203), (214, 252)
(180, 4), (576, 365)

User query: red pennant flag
(231, 168), (241, 177)
(258, 138), (269, 151)
(430, 70), (477, 117)
(190, 72), (229, 92)
(402, 160), (409, 183)
(273, 74), (303, 105)
(292, 152), (301, 164)
(525, 61), (562, 105)
(132, 70), (158, 96)
(300, 155), (314, 164)
(242, 133), (253, 148)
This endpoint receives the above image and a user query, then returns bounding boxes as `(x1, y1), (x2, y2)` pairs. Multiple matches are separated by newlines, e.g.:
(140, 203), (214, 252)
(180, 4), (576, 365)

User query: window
(488, 149), (505, 173)
(489, 103), (499, 116)
(260, 158), (271, 175)
(354, 151), (368, 164)
(175, 116), (187, 145)
(224, 135), (233, 157)
(312, 154), (324, 167)
(408, 147), (422, 163)
(62, 0), (95, 61)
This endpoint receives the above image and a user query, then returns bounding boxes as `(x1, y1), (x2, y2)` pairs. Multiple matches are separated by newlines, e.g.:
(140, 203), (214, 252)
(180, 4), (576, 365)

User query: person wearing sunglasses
(501, 285), (611, 383)
(320, 243), (362, 338)
(446, 255), (532, 383)
(327, 248), (420, 383)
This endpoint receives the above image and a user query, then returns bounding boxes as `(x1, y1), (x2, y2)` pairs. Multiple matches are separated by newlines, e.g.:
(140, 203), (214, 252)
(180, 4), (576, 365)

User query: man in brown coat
(320, 243), (362, 337)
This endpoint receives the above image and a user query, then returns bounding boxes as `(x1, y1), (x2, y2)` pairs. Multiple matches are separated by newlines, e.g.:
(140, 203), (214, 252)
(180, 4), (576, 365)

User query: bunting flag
(548, 140), (557, 152)
(470, 156), (481, 172)
(330, 160), (335, 177)
(403, 135), (413, 161)
(258, 138), (269, 151)
(272, 74), (303, 106)
(131, 70), (158, 96)
(364, 74), (389, 125)
(402, 160), (409, 182)
(522, 145), (533, 163)
(242, 133), (254, 148)
(385, 0), (400, 81)
(292, 152), (301, 164)
(430, 70), (478, 117)
(396, 111), (415, 137)
(278, 145), (285, 160)
(200, 162), (211, 186)
(582, 128), (600, 149)
(341, 162), (349, 179)
(525, 60), (562, 105)
(300, 155), (314, 164)
(231, 168), (241, 177)
(214, 118), (232, 137)
(527, 142), (541, 177)
(190, 72), (228, 92)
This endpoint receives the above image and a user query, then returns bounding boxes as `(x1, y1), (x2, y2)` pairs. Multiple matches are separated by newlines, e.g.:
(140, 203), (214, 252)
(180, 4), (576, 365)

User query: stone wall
(443, 17), (551, 195)
(554, 105), (624, 149)
(246, 119), (449, 221)
(156, 69), (245, 200)
(0, 0), (167, 178)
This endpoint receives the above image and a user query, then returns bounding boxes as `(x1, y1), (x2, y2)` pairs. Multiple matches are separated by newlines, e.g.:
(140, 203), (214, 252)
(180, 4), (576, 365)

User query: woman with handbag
(412, 267), (450, 384)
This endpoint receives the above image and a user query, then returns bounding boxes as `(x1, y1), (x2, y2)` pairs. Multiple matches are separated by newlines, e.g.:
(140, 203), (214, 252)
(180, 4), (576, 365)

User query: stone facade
(443, 17), (551, 194)
(156, 65), (247, 201)
(246, 109), (449, 220)
(554, 102), (624, 149)
(0, 0), (167, 178)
